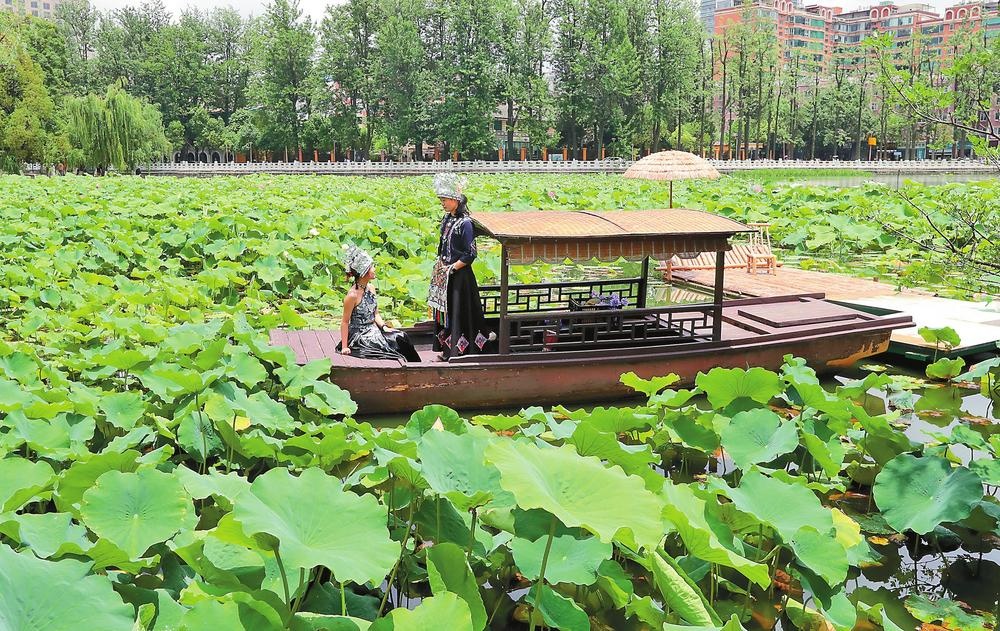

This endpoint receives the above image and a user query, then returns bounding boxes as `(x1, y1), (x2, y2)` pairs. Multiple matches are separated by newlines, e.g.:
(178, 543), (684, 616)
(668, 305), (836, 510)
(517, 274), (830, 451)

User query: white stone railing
(19, 157), (996, 176)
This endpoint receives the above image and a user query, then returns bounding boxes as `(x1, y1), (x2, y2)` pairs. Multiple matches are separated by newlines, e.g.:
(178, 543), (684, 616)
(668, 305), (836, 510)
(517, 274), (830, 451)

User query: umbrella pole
(669, 181), (673, 208)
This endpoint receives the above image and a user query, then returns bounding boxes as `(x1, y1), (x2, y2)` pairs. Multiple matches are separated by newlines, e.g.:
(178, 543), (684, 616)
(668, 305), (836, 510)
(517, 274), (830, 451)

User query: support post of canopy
(638, 256), (649, 309)
(499, 245), (511, 354)
(712, 250), (725, 341)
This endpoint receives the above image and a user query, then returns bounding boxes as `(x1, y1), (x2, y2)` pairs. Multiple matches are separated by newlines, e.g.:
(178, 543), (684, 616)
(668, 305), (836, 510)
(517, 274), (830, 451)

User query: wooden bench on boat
(269, 208), (912, 414)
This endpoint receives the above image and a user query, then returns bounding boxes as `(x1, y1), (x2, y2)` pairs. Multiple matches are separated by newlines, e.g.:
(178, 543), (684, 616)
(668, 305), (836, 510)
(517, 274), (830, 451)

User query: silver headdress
(433, 172), (467, 201)
(343, 243), (374, 276)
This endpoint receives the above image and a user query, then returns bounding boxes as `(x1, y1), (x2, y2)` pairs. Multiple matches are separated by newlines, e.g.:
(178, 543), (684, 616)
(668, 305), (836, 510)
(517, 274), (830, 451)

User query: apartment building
(1, 0), (60, 19)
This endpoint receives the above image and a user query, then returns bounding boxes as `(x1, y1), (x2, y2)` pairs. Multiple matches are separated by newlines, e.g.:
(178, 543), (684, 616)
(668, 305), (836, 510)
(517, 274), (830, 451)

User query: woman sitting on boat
(339, 244), (420, 362)
(428, 173), (495, 359)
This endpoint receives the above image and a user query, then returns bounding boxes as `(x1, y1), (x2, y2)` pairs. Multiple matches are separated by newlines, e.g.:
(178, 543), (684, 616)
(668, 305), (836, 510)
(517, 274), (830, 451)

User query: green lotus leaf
(954, 356), (1000, 381)
(54, 449), (141, 515)
(370, 593), (473, 631)
(523, 584), (590, 631)
(225, 350), (268, 388)
(650, 547), (721, 626)
(925, 357), (966, 380)
(663, 615), (748, 631)
(917, 325), (961, 349)
(417, 425), (513, 511)
(426, 542), (488, 630)
(873, 455), (983, 534)
(788, 525), (849, 587)
(720, 408), (799, 469)
(80, 468), (196, 558)
(695, 367), (783, 409)
(406, 404), (465, 437)
(624, 595), (665, 628)
(276, 359), (333, 397)
(0, 457), (55, 511)
(293, 613), (371, 630)
(0, 377), (37, 412)
(0, 545), (134, 631)
(568, 423), (661, 489)
(304, 380), (358, 417)
(970, 458), (1000, 486)
(660, 482), (770, 588)
(511, 534), (612, 586)
(710, 469), (833, 540)
(177, 411), (225, 463)
(174, 465), (252, 504)
(554, 405), (656, 434)
(905, 595), (994, 631)
(178, 595), (283, 631)
(595, 559), (633, 608)
(162, 320), (225, 355)
(620, 371), (680, 397)
(0, 511), (91, 558)
(485, 441), (665, 549)
(232, 467), (399, 585)
(98, 391), (146, 430)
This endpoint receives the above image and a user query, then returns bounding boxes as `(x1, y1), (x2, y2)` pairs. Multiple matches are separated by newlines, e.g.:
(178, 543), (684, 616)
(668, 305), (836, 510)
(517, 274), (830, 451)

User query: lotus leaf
(370, 593), (473, 631)
(926, 357), (966, 380)
(662, 615), (748, 631)
(874, 455), (983, 534)
(660, 482), (770, 587)
(0, 511), (91, 558)
(905, 595), (995, 631)
(426, 542), (488, 630)
(406, 404), (464, 436)
(523, 584), (590, 631)
(299, 582), (381, 620)
(720, 408), (798, 469)
(485, 441), (665, 549)
(417, 425), (513, 511)
(649, 547), (721, 626)
(511, 534), (611, 586)
(0, 545), (134, 630)
(54, 449), (141, 514)
(233, 467), (399, 585)
(81, 468), (196, 559)
(620, 372), (679, 397)
(0, 457), (55, 511)
(695, 367), (783, 409)
(918, 325), (961, 349)
(98, 391), (146, 429)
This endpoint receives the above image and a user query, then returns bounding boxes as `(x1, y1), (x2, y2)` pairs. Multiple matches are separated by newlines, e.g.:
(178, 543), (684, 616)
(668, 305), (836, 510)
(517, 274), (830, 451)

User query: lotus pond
(0, 174), (998, 631)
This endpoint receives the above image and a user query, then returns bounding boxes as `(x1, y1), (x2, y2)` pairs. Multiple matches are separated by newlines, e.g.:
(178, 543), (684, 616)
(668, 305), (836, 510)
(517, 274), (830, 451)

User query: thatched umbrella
(623, 150), (721, 208)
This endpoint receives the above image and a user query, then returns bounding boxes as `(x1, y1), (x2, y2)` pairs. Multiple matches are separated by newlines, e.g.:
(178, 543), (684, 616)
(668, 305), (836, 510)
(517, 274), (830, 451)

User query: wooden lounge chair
(657, 222), (781, 281)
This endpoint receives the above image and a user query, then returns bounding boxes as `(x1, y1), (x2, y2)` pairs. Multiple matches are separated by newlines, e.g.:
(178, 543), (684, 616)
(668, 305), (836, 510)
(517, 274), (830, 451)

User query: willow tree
(64, 85), (170, 173)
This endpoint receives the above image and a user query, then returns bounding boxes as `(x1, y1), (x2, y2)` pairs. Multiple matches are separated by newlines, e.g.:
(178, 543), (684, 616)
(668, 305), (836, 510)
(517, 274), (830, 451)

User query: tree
(64, 85), (170, 172)
(0, 16), (64, 170)
(55, 0), (99, 95)
(376, 0), (430, 158)
(251, 0), (315, 155)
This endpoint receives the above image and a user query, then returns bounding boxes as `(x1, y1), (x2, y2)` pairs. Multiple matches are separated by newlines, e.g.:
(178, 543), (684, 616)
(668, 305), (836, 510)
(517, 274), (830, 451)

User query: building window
(43, 1), (49, 7)
(31, 0), (38, 6)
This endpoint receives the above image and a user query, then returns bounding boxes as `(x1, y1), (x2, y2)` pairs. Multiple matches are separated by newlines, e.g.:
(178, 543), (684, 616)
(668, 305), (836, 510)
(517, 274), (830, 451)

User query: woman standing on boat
(339, 244), (420, 362)
(428, 173), (494, 359)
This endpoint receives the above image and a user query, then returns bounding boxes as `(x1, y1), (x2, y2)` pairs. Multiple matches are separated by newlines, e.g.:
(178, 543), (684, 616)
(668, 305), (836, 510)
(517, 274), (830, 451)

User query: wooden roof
(473, 209), (750, 240)
(472, 209), (752, 264)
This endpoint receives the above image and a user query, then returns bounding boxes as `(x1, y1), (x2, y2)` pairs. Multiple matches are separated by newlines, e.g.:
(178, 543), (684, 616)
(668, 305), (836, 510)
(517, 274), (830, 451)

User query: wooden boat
(270, 209), (913, 414)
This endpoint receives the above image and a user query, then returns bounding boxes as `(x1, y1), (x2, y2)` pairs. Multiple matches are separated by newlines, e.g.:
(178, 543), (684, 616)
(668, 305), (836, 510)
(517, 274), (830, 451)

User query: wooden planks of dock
(675, 267), (999, 361)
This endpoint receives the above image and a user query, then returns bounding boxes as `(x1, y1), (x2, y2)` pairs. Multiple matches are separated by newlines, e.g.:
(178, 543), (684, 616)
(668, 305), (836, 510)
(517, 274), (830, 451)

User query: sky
(87, 0), (959, 22)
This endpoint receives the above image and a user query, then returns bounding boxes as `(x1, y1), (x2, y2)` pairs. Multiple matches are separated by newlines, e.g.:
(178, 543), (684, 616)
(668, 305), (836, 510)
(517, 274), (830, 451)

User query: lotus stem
(341, 580), (347, 617)
(467, 507), (478, 567)
(378, 503), (419, 616)
(289, 568), (307, 619)
(528, 515), (557, 631)
(274, 548), (292, 625)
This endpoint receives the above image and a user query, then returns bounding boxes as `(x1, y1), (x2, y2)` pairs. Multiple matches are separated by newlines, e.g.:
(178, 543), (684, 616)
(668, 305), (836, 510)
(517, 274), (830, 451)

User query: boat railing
(479, 277), (644, 315)
(502, 303), (715, 353)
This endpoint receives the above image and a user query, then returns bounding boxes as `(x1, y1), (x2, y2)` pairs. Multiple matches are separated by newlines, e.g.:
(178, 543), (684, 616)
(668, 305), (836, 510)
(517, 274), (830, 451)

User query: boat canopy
(472, 209), (752, 264)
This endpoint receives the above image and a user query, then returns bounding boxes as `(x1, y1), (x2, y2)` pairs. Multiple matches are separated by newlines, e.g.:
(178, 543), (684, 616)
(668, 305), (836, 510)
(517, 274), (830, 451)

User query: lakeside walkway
(123, 158), (997, 177)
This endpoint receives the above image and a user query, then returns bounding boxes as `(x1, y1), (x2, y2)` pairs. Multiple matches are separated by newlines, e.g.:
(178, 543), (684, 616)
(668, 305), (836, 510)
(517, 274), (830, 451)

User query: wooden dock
(677, 267), (1000, 362)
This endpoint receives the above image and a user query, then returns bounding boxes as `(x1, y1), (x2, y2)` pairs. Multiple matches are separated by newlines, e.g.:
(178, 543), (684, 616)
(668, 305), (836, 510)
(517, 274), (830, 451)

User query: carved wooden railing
(479, 278), (644, 316)
(503, 304), (715, 353)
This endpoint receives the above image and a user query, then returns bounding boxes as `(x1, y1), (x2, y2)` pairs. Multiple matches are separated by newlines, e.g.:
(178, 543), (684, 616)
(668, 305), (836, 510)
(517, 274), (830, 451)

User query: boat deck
(674, 267), (999, 361)
(271, 295), (884, 367)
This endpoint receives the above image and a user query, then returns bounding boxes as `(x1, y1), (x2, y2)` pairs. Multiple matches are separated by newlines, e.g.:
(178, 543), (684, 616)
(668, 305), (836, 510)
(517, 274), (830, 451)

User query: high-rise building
(1, 0), (61, 20)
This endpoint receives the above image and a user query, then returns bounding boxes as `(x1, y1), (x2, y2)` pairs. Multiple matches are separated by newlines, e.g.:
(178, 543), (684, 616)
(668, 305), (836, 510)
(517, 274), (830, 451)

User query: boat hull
(334, 327), (892, 415)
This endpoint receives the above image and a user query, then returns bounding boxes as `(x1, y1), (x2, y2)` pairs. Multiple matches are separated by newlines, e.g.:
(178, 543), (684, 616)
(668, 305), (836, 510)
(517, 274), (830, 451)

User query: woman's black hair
(455, 194), (470, 217)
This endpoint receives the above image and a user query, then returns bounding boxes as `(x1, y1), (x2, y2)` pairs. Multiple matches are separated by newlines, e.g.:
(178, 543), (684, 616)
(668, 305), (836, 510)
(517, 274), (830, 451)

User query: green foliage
(64, 85), (170, 171)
